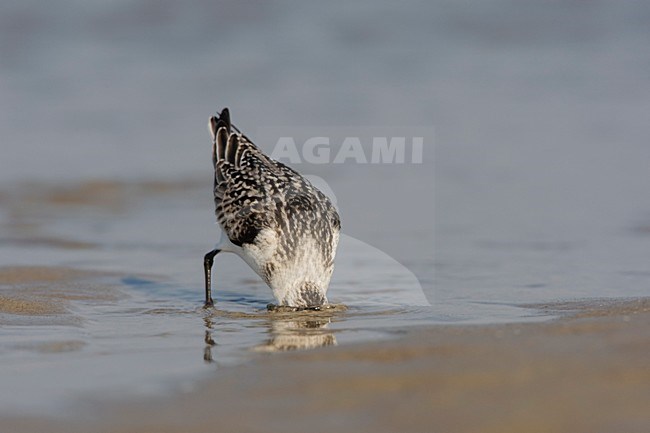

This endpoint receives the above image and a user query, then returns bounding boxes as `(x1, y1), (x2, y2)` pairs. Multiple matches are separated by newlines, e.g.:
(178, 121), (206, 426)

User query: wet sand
(2, 182), (649, 431)
(0, 267), (125, 327)
(2, 287), (649, 433)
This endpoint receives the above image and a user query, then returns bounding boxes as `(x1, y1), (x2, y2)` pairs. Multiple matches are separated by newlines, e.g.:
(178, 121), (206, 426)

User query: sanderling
(203, 108), (341, 309)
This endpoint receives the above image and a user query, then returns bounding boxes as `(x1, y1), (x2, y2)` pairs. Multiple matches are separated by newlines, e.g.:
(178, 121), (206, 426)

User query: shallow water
(1, 0), (650, 417)
(0, 180), (546, 416)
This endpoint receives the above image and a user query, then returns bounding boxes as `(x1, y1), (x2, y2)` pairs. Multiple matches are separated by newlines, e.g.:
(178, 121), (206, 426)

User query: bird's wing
(209, 108), (340, 248)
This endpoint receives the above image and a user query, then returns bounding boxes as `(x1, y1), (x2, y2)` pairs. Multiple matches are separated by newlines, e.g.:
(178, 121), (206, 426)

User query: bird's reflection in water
(203, 317), (217, 363)
(254, 317), (336, 352)
(203, 308), (340, 361)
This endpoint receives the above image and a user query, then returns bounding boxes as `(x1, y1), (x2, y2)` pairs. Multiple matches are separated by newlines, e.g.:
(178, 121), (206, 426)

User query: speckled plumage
(203, 108), (340, 308)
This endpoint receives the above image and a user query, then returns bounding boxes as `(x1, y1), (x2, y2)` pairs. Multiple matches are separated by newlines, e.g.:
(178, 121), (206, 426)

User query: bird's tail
(208, 108), (232, 167)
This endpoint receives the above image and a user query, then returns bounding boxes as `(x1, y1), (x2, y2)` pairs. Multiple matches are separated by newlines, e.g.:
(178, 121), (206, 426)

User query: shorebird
(203, 108), (341, 309)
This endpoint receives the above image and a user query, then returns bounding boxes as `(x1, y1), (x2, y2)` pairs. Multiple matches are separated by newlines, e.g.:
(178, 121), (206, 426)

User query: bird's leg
(203, 249), (220, 307)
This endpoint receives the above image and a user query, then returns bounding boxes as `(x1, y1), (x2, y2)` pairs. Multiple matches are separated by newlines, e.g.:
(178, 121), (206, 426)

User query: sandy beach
(2, 267), (649, 433)
(3, 177), (648, 433)
(1, 180), (650, 432)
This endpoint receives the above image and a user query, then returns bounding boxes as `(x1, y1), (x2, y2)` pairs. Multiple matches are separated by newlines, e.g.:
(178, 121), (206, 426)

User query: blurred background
(1, 0), (437, 181)
(2, 0), (650, 302)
